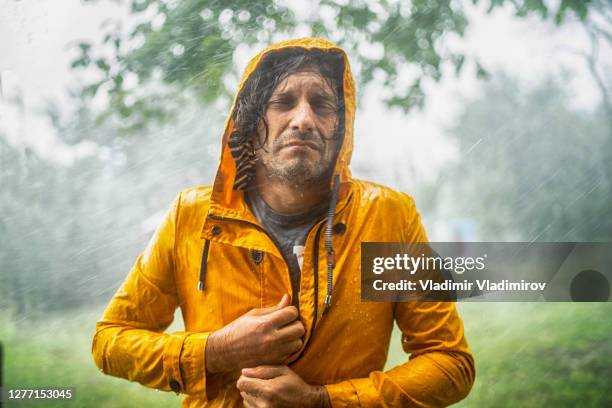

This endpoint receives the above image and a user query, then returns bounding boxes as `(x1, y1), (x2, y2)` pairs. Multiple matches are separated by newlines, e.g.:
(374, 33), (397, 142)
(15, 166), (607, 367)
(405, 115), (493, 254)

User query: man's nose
(289, 99), (315, 134)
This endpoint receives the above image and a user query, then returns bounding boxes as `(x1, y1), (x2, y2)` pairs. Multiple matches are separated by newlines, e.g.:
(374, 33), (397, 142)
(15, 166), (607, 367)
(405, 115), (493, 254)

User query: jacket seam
(172, 191), (182, 294)
(180, 332), (200, 395)
(133, 263), (178, 306)
(176, 333), (189, 392)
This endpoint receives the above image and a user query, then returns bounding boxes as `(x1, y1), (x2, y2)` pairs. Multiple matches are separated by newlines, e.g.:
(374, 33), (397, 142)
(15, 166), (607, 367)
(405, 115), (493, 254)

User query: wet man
(93, 38), (475, 407)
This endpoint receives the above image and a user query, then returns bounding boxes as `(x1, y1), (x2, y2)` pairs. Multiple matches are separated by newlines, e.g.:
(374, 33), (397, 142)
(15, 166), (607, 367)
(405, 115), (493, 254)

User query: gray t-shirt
(246, 191), (327, 308)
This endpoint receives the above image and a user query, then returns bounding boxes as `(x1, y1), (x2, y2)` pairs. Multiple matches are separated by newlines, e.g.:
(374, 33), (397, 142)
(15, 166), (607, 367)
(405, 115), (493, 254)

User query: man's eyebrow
(270, 82), (336, 100)
(270, 88), (295, 98)
(311, 88), (336, 99)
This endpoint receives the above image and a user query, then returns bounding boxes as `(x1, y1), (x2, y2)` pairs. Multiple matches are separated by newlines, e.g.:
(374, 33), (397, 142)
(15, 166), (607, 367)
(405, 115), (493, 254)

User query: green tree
(72, 0), (594, 132)
(569, 0), (612, 130)
(434, 74), (611, 241)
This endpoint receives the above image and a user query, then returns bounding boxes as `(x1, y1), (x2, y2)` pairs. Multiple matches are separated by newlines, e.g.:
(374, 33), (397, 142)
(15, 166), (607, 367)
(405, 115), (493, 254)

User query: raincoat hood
(210, 38), (356, 213)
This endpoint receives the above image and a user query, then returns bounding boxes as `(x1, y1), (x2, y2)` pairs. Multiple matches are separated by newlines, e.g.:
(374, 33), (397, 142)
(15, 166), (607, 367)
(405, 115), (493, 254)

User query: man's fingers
(276, 293), (291, 309)
(249, 294), (291, 316)
(279, 338), (303, 356)
(265, 305), (299, 327)
(237, 375), (267, 395)
(241, 365), (289, 379)
(240, 392), (260, 408)
(275, 319), (305, 341)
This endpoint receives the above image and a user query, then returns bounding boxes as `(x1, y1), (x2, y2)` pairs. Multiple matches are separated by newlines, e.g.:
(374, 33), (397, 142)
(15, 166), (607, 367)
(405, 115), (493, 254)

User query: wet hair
(228, 47), (345, 191)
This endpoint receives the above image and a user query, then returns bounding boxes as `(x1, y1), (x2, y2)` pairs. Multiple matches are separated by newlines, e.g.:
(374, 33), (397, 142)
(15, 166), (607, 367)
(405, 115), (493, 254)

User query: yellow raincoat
(92, 38), (475, 407)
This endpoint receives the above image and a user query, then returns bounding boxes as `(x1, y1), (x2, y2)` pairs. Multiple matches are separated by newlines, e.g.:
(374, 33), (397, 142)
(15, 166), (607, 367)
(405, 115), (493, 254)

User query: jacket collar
(201, 180), (355, 239)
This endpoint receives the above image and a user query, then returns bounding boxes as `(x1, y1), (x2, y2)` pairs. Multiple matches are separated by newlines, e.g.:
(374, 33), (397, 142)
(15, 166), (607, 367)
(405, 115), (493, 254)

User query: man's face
(255, 69), (340, 185)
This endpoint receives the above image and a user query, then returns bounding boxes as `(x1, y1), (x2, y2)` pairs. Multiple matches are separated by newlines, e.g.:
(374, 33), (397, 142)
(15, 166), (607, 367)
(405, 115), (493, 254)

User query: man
(92, 38), (475, 407)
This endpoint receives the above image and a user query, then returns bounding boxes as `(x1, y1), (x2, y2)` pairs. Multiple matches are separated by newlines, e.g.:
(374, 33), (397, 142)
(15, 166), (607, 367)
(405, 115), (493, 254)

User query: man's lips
(279, 140), (320, 151)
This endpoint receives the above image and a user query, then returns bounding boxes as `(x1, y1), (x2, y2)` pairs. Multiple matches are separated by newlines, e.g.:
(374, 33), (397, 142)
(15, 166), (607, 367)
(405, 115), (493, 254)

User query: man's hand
(237, 365), (331, 408)
(206, 294), (305, 373)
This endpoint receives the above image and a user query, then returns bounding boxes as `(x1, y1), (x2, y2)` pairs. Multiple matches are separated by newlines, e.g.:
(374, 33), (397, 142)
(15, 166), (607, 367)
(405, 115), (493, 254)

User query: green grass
(0, 307), (182, 408)
(387, 302), (612, 407)
(2, 303), (611, 407)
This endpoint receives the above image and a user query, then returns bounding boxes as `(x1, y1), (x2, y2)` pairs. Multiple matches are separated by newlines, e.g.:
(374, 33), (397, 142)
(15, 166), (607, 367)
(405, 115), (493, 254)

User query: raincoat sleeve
(92, 192), (211, 397)
(325, 195), (475, 407)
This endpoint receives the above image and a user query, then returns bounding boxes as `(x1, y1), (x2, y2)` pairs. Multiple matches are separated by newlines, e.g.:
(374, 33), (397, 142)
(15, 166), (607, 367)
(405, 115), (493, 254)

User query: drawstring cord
(323, 174), (340, 315)
(198, 239), (210, 291)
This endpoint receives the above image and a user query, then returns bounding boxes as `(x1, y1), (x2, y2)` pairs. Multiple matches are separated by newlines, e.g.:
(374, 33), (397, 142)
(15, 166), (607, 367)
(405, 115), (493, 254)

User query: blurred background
(1, 0), (611, 406)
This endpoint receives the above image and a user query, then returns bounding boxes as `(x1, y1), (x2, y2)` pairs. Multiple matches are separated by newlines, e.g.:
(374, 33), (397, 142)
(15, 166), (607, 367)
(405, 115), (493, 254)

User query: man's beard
(265, 155), (327, 185)
(257, 130), (335, 186)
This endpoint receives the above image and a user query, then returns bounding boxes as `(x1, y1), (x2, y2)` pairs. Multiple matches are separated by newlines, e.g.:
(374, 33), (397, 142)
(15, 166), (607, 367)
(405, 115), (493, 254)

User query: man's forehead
(271, 70), (336, 96)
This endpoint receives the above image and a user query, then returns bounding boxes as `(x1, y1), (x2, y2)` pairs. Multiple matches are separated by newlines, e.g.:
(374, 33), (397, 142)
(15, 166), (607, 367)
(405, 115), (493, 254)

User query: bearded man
(92, 38), (475, 408)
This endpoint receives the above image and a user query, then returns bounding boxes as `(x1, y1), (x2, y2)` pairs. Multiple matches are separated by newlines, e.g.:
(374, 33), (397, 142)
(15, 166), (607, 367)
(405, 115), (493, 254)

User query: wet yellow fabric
(92, 38), (475, 407)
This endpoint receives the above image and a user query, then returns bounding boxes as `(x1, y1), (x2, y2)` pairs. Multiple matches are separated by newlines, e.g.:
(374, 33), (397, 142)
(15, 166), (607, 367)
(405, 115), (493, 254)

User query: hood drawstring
(322, 174), (341, 315)
(198, 239), (211, 291)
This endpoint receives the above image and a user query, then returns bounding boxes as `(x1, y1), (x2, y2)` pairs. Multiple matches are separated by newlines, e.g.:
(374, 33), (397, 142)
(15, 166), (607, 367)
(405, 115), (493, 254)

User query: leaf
(82, 81), (104, 98)
(78, 42), (91, 53)
(476, 61), (490, 80)
(454, 54), (466, 75)
(95, 58), (111, 73)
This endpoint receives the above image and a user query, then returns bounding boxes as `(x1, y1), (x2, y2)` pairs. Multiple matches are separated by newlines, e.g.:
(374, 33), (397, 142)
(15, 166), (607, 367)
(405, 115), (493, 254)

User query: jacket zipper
(289, 221), (325, 365)
(207, 213), (326, 361)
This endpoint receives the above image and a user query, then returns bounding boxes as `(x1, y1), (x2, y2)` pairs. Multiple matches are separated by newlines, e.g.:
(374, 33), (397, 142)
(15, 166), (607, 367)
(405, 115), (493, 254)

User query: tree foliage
(72, 0), (594, 132)
(573, 0), (612, 124)
(435, 74), (612, 241)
